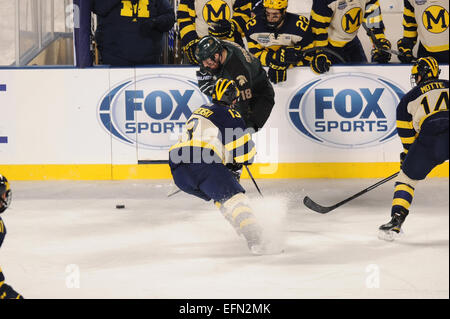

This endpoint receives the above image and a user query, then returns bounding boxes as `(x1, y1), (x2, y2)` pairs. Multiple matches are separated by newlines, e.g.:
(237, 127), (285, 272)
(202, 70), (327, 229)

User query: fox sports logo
(287, 73), (406, 148)
(98, 74), (210, 150)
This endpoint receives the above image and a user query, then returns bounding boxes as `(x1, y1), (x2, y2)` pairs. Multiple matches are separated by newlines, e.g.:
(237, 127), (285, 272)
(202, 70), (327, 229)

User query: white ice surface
(0, 178), (448, 299)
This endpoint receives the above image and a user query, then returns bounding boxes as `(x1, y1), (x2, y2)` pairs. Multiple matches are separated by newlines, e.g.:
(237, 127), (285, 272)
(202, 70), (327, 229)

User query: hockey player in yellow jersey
(309, 0), (391, 64)
(177, 0), (252, 64)
(169, 79), (280, 255)
(245, 0), (331, 84)
(397, 0), (449, 64)
(378, 57), (449, 241)
(0, 174), (24, 299)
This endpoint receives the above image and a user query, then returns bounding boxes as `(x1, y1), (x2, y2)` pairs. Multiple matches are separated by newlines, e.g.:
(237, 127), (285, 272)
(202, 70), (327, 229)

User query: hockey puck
(116, 204), (125, 209)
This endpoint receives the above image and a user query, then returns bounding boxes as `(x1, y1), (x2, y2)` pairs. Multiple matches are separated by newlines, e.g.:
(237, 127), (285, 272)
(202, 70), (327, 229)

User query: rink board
(0, 65), (448, 180)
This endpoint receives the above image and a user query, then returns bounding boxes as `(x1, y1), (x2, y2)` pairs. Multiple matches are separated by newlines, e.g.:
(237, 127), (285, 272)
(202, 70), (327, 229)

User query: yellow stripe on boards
(0, 162), (448, 180)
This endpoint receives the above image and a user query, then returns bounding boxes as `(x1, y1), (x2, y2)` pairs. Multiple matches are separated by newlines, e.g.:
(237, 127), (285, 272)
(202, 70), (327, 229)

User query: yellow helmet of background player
(212, 78), (240, 107)
(411, 56), (441, 87)
(263, 0), (288, 10)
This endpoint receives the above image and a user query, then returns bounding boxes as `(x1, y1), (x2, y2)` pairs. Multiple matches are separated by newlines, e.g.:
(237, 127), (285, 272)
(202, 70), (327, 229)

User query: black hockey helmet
(0, 174), (11, 214)
(212, 78), (240, 106)
(411, 56), (441, 87)
(194, 36), (223, 63)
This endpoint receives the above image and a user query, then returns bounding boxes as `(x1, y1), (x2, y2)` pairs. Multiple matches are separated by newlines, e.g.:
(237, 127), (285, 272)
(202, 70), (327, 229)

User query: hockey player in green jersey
(397, 0), (449, 64)
(378, 57), (449, 241)
(177, 0), (252, 64)
(0, 174), (24, 299)
(194, 35), (275, 132)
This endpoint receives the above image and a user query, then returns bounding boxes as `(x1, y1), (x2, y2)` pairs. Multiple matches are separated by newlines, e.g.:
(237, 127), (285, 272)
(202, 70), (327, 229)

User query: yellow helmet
(411, 56), (440, 87)
(263, 0), (288, 10)
(212, 78), (240, 106)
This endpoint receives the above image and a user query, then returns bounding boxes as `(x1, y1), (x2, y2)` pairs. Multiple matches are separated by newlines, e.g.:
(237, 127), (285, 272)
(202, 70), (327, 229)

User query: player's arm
(364, 0), (387, 41)
(291, 16), (315, 67)
(396, 99), (417, 154)
(232, 0), (253, 37)
(401, 0), (418, 43)
(177, 0), (198, 47)
(224, 116), (256, 166)
(396, 0), (417, 63)
(309, 0), (333, 48)
(153, 0), (176, 32)
(245, 19), (274, 66)
(91, 0), (123, 16)
(196, 67), (215, 96)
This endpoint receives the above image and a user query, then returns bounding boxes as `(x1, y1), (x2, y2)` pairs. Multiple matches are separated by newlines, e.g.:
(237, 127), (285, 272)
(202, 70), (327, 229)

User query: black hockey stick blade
(303, 196), (335, 214)
(303, 171), (400, 214)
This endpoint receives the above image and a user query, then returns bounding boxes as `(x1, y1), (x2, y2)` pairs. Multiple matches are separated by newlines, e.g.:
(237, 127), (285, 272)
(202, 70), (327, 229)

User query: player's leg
(379, 126), (449, 240)
(170, 164), (213, 201)
(198, 163), (269, 253)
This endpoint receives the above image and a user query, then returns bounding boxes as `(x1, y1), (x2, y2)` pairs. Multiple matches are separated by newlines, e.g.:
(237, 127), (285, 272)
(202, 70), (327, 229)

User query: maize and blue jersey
(245, 12), (315, 66)
(177, 0), (252, 47)
(309, 0), (386, 48)
(397, 79), (449, 180)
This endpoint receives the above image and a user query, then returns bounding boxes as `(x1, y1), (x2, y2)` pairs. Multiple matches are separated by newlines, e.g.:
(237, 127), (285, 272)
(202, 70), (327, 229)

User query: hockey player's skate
(245, 224), (284, 256)
(378, 212), (407, 241)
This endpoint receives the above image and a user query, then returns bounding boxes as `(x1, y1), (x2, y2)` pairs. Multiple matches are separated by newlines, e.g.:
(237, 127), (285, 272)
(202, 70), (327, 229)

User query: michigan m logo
(422, 5), (449, 34)
(120, 0), (150, 20)
(202, 0), (232, 23)
(342, 7), (363, 33)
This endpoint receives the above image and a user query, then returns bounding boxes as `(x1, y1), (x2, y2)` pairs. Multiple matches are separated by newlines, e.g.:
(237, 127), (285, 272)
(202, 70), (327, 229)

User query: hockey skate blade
(378, 229), (403, 242)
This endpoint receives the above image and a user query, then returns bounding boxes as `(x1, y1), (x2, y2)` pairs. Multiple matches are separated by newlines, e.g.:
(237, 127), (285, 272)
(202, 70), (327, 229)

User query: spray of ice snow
(249, 195), (288, 250)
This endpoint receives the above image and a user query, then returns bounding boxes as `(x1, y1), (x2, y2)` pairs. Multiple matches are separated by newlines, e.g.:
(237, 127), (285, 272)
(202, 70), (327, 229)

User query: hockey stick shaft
(362, 23), (416, 61)
(244, 165), (263, 197)
(303, 171), (399, 214)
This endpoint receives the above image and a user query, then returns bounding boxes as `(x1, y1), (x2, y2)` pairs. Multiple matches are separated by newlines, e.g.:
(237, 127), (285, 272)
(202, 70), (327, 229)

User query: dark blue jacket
(93, 0), (175, 65)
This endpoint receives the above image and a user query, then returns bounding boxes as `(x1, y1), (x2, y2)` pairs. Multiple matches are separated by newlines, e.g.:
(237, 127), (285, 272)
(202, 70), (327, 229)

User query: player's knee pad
(396, 170), (419, 188)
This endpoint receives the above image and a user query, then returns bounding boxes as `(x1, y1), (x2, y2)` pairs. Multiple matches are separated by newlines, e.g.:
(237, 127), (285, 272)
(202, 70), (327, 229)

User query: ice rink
(0, 177), (448, 299)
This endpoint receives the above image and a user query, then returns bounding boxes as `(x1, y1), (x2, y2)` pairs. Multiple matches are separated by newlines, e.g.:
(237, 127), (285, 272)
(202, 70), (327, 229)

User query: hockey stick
(301, 47), (347, 64)
(245, 165), (263, 197)
(362, 23), (417, 61)
(167, 188), (182, 197)
(303, 171), (399, 214)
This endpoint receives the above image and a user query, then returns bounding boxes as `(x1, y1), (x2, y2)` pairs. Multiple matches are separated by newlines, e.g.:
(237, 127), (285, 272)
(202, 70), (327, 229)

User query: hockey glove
(371, 38), (392, 64)
(283, 46), (304, 65)
(397, 38), (415, 64)
(268, 65), (287, 84)
(226, 163), (243, 182)
(184, 38), (200, 65)
(267, 48), (292, 66)
(196, 69), (215, 95)
(208, 19), (236, 38)
(310, 51), (331, 74)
